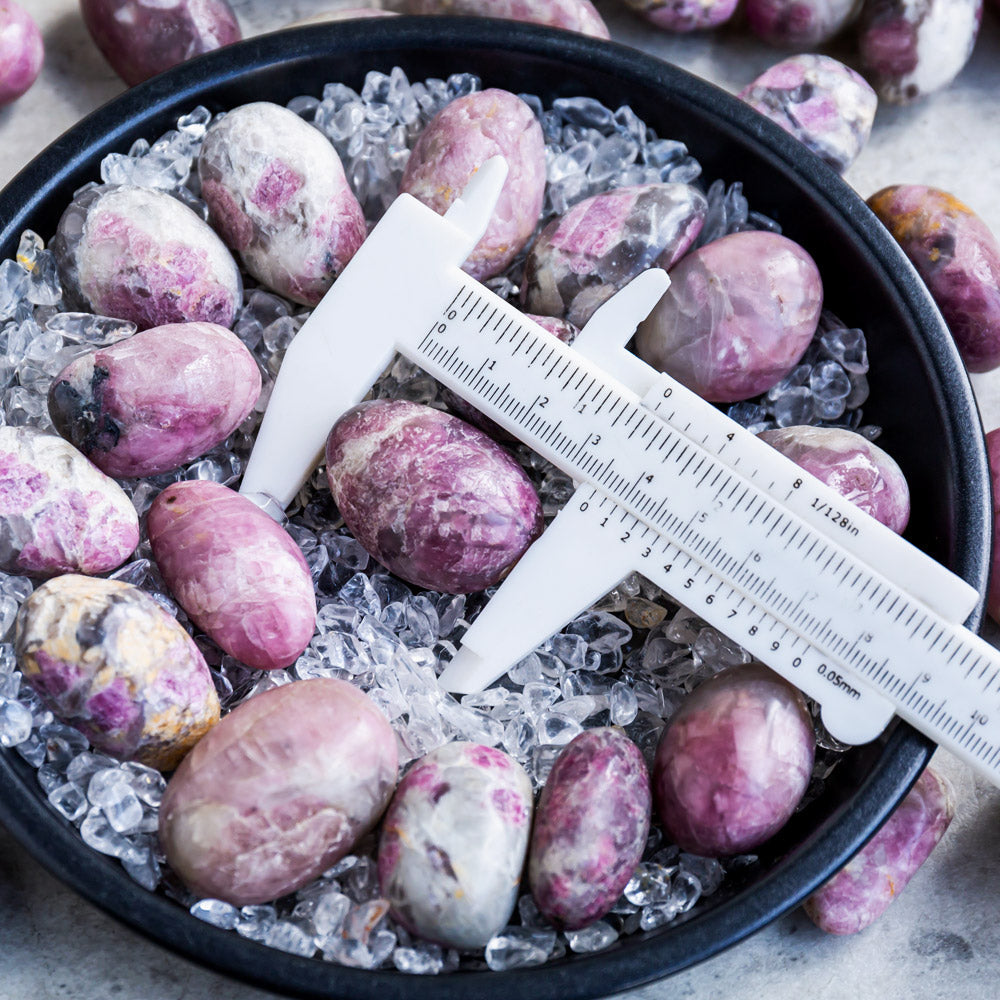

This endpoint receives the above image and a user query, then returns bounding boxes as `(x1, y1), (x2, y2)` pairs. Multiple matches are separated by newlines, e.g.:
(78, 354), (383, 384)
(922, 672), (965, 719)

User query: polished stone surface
(2, 2), (1000, 998)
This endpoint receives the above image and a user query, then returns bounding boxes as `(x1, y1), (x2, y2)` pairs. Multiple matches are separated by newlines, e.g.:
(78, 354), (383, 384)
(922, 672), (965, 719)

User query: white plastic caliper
(241, 158), (1000, 784)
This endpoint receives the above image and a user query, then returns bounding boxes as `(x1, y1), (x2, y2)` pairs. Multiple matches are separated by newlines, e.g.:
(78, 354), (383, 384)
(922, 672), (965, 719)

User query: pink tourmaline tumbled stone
(393, 0), (610, 37)
(529, 728), (651, 929)
(745, 0), (861, 46)
(758, 426), (910, 534)
(325, 399), (544, 594)
(379, 742), (532, 948)
(400, 89), (546, 281)
(522, 183), (707, 327)
(0, 1), (43, 105)
(868, 185), (1000, 373)
(803, 767), (955, 933)
(148, 481), (316, 671)
(653, 663), (815, 856)
(15, 575), (219, 770)
(48, 322), (261, 479)
(739, 54), (877, 174)
(160, 678), (398, 906)
(199, 102), (366, 307)
(80, 0), (241, 87)
(52, 185), (242, 332)
(858, 0), (982, 104)
(620, 0), (739, 31)
(635, 231), (823, 403)
(0, 427), (139, 578)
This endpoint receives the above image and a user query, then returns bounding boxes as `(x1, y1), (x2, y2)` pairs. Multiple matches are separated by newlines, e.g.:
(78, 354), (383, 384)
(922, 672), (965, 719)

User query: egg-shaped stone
(635, 231), (823, 403)
(15, 575), (220, 770)
(52, 185), (242, 331)
(48, 322), (261, 479)
(199, 102), (367, 307)
(529, 728), (651, 929)
(745, 0), (861, 46)
(400, 89), (546, 281)
(160, 678), (398, 905)
(378, 742), (532, 948)
(0, 427), (139, 578)
(147, 481), (316, 670)
(619, 0), (739, 31)
(653, 662), (815, 856)
(325, 399), (543, 594)
(867, 184), (1000, 373)
(522, 183), (708, 327)
(757, 425), (910, 534)
(0, 1), (43, 106)
(739, 55), (877, 174)
(394, 0), (610, 37)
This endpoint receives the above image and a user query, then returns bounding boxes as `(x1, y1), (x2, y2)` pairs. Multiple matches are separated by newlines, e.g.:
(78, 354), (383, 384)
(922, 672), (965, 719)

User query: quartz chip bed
(0, 68), (877, 974)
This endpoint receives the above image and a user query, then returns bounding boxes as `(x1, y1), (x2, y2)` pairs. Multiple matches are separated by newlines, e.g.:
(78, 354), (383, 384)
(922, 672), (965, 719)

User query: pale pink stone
(0, 1), (43, 105)
(395, 0), (610, 37)
(620, 0), (739, 31)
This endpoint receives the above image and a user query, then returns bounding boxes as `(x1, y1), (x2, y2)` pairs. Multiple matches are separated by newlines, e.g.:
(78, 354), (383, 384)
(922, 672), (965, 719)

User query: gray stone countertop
(1, 3), (1000, 999)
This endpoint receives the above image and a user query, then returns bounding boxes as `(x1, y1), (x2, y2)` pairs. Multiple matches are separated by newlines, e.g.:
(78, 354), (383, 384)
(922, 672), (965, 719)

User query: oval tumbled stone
(15, 575), (220, 770)
(0, 427), (139, 578)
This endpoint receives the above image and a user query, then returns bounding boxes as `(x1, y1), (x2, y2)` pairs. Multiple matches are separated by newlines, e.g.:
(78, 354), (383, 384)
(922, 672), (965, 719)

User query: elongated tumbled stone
(80, 0), (241, 87)
(15, 575), (220, 770)
(0, 427), (138, 578)
(635, 231), (823, 403)
(393, 0), (610, 37)
(867, 184), (1000, 373)
(653, 663), (815, 855)
(378, 742), (532, 948)
(522, 183), (707, 327)
(529, 728), (651, 929)
(199, 102), (367, 307)
(325, 399), (543, 594)
(161, 678), (398, 906)
(52, 185), (242, 331)
(620, 0), (739, 31)
(858, 0), (982, 104)
(803, 767), (955, 933)
(745, 0), (861, 46)
(147, 481), (316, 670)
(48, 322), (261, 478)
(400, 89), (546, 281)
(758, 426), (910, 533)
(739, 55), (877, 174)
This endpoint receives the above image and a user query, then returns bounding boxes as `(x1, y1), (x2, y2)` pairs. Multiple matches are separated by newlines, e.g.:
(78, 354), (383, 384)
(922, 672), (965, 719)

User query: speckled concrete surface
(1, 3), (1000, 999)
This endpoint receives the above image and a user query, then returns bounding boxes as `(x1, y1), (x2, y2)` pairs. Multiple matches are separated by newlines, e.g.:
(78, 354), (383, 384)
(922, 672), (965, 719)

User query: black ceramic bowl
(0, 17), (990, 1000)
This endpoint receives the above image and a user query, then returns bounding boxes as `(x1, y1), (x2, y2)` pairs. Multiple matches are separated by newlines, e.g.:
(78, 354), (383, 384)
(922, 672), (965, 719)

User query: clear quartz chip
(484, 926), (557, 970)
(190, 898), (240, 930)
(565, 920), (619, 953)
(0, 697), (32, 747)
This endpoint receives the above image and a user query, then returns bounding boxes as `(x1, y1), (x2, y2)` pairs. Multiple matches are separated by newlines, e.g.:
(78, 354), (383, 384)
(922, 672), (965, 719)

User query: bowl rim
(0, 15), (988, 1000)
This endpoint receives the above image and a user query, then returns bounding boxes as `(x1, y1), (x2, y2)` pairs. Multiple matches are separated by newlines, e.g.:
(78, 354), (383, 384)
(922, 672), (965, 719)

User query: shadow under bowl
(0, 16), (989, 1000)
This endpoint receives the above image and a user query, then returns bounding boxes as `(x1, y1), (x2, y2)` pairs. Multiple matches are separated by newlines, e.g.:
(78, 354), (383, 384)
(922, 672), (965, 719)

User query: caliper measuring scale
(240, 157), (1000, 784)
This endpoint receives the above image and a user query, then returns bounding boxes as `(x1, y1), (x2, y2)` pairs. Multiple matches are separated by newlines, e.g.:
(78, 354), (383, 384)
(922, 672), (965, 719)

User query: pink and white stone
(635, 231), (823, 403)
(160, 678), (398, 906)
(48, 322), (260, 479)
(619, 0), (739, 31)
(529, 728), (651, 930)
(325, 399), (543, 594)
(858, 0), (982, 104)
(0, 427), (139, 578)
(199, 102), (367, 307)
(758, 426), (910, 533)
(53, 186), (242, 332)
(392, 0), (610, 37)
(803, 767), (955, 933)
(739, 55), (877, 174)
(15, 575), (219, 771)
(0, 1), (43, 105)
(522, 183), (707, 326)
(378, 742), (532, 948)
(400, 89), (546, 281)
(80, 0), (241, 87)
(147, 481), (316, 671)
(868, 185), (1000, 373)
(745, 0), (861, 46)
(287, 7), (398, 23)
(653, 662), (815, 856)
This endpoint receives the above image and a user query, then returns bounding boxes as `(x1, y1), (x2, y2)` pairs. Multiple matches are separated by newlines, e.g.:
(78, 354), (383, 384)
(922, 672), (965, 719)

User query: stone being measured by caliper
(240, 157), (1000, 783)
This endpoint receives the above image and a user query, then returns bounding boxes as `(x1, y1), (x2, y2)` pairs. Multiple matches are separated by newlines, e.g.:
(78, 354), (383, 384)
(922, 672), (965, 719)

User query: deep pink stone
(0, 1), (43, 105)
(745, 0), (861, 46)
(985, 428), (1000, 623)
(621, 0), (739, 31)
